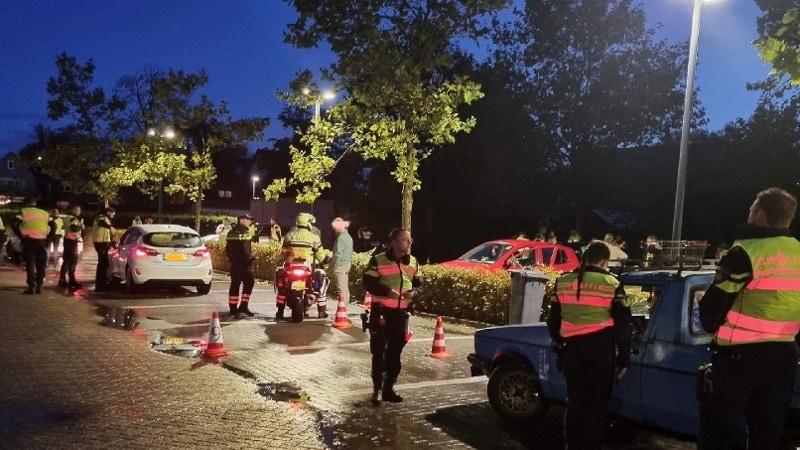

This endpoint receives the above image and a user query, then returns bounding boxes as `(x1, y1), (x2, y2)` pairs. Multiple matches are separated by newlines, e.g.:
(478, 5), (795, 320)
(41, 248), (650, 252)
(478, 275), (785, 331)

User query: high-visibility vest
(714, 237), (800, 346)
(282, 227), (323, 262)
(555, 271), (618, 338)
(63, 214), (82, 240)
(18, 207), (49, 240)
(93, 214), (112, 243)
(365, 252), (419, 309)
(52, 215), (64, 236)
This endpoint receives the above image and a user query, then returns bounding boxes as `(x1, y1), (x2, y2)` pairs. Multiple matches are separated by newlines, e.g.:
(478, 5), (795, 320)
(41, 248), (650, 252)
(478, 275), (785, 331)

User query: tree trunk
(194, 195), (203, 232)
(401, 145), (415, 232)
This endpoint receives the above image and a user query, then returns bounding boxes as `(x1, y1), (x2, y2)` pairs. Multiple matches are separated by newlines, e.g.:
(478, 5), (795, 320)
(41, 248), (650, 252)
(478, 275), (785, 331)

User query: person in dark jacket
(698, 187), (800, 450)
(226, 213), (256, 318)
(547, 241), (632, 450)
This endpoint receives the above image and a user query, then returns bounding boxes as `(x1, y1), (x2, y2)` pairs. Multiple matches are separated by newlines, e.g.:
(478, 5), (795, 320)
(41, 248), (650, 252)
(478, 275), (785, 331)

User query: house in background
(0, 153), (37, 203)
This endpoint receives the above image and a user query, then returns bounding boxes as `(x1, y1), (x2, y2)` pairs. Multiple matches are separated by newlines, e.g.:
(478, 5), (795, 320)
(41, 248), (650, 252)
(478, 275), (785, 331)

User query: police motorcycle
(274, 249), (330, 323)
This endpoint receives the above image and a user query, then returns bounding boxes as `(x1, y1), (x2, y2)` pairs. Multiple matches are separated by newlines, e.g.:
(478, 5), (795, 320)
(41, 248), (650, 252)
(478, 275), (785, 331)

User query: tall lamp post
(148, 127), (175, 223)
(252, 175), (260, 199)
(671, 0), (709, 242)
(301, 88), (335, 214)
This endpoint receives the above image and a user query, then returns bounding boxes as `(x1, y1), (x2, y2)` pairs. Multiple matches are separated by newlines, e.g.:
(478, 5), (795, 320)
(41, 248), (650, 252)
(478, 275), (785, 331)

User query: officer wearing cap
(226, 213), (256, 318)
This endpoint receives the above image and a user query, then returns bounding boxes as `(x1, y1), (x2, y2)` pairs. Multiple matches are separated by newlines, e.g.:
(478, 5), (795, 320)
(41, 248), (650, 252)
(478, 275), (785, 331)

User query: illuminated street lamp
(252, 175), (260, 199)
(302, 88), (336, 125)
(148, 127), (175, 223)
(672, 0), (719, 241)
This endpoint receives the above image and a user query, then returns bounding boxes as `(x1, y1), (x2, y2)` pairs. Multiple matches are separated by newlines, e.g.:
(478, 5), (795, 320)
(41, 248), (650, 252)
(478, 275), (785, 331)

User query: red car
(439, 239), (580, 273)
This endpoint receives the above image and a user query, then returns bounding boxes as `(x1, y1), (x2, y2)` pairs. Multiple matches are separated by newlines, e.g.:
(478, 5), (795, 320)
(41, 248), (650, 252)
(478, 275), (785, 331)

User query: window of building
(218, 190), (231, 198)
(6, 160), (14, 170)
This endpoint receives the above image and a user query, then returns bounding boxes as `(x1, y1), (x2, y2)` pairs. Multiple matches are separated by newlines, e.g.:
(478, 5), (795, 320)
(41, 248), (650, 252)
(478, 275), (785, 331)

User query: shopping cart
(648, 240), (708, 270)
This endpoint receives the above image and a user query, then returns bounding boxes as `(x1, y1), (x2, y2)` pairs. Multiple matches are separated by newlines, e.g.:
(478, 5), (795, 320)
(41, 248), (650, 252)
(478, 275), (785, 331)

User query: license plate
(164, 253), (187, 261)
(291, 280), (306, 290)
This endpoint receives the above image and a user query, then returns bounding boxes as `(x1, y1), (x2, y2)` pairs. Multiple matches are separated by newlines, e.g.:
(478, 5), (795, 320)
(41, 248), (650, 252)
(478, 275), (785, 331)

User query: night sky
(0, 0), (769, 155)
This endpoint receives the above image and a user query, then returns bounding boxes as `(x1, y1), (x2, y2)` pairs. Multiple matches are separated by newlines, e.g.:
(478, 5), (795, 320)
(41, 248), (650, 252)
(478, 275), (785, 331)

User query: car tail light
(134, 246), (158, 257)
(193, 248), (210, 258)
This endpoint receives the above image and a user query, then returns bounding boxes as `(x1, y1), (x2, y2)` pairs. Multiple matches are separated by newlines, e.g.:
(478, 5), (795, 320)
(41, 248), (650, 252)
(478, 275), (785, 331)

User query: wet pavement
(0, 249), (740, 449)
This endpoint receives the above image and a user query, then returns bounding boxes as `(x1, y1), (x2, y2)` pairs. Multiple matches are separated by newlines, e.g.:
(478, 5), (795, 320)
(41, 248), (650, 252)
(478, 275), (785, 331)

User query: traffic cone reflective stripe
(363, 292), (372, 309)
(429, 316), (451, 359)
(331, 294), (352, 329)
(204, 311), (229, 358)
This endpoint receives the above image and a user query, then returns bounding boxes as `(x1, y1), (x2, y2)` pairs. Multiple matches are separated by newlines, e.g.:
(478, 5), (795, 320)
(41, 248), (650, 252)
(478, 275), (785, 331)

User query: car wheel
(197, 282), (211, 295)
(487, 363), (549, 422)
(125, 266), (138, 294)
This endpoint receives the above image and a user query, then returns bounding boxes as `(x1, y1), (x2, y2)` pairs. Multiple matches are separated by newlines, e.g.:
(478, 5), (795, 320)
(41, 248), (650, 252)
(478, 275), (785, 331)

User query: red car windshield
(458, 243), (513, 264)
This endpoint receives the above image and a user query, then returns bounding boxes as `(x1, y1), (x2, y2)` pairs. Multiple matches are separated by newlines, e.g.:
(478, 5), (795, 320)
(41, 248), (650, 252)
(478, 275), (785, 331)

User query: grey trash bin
(509, 269), (549, 324)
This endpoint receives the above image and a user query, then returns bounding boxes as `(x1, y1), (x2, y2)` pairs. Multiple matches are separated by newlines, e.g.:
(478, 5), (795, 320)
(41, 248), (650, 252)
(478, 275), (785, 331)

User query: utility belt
(361, 303), (410, 333)
(372, 296), (411, 309)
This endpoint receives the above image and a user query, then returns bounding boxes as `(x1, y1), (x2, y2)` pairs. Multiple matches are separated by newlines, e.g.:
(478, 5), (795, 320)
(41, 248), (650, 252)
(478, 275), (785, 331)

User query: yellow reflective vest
(18, 207), (49, 240)
(554, 271), (619, 338)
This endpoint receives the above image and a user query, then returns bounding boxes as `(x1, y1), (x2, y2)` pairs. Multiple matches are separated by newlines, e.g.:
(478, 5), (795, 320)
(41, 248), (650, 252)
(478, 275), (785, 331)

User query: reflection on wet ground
(98, 306), (138, 330)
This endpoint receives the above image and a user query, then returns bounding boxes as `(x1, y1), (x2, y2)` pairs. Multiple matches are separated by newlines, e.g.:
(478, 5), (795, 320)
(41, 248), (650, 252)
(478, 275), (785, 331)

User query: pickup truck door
(637, 275), (712, 436)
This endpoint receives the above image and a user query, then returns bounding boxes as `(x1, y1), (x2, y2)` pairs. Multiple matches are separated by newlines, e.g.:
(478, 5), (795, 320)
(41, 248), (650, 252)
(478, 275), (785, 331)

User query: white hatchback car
(108, 224), (213, 294)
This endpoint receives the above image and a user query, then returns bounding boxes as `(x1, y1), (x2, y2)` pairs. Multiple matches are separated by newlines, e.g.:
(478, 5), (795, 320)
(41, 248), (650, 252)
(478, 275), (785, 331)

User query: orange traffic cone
(331, 294), (353, 329)
(429, 316), (451, 359)
(204, 311), (229, 358)
(363, 292), (372, 309)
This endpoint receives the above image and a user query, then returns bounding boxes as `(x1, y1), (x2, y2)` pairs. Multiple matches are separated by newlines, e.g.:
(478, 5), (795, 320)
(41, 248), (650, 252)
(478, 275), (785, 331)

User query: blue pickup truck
(468, 269), (800, 437)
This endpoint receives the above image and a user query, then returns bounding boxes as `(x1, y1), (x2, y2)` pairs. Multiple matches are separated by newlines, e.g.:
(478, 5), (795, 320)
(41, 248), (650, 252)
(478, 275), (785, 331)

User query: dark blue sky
(0, 1), (768, 155)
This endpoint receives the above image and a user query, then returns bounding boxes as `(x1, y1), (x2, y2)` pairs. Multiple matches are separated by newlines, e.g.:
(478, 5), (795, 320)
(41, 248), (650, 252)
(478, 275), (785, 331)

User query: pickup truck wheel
(487, 364), (548, 421)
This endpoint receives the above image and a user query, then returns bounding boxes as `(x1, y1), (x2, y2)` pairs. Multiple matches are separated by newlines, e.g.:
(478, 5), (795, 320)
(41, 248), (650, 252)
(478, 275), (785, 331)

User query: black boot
(35, 284), (42, 294)
(229, 304), (238, 316)
(238, 302), (255, 317)
(317, 305), (328, 319)
(23, 286), (34, 295)
(276, 305), (285, 321)
(382, 378), (403, 403)
(58, 277), (67, 288)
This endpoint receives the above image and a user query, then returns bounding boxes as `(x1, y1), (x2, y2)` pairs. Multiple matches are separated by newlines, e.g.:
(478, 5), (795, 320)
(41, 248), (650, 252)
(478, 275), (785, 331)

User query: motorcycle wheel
(290, 297), (304, 323)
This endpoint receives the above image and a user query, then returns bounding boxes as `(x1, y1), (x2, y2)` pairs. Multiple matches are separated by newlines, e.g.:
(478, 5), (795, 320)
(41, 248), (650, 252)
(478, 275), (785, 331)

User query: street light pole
(149, 127), (174, 224)
(671, 0), (704, 242)
(252, 176), (260, 199)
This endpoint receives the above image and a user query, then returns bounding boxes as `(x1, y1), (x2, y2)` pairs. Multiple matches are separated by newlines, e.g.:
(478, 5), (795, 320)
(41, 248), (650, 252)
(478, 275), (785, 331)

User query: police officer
(363, 228), (421, 405)
(226, 213), (256, 318)
(59, 203), (84, 291)
(47, 208), (64, 267)
(92, 207), (115, 292)
(547, 241), (632, 450)
(12, 197), (52, 294)
(279, 213), (328, 320)
(698, 187), (800, 449)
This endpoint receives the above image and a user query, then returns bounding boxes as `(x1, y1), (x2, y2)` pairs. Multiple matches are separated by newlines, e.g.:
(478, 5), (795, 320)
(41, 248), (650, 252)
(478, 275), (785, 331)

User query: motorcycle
(275, 257), (329, 323)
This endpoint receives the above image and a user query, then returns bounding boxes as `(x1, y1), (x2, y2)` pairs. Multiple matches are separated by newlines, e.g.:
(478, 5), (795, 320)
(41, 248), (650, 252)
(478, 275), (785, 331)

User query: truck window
(622, 284), (661, 339)
(689, 287), (710, 335)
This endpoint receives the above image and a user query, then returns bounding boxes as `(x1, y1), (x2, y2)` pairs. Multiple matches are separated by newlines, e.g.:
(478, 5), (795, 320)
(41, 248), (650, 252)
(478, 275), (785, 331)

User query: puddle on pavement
(98, 306), (138, 330)
(256, 381), (310, 403)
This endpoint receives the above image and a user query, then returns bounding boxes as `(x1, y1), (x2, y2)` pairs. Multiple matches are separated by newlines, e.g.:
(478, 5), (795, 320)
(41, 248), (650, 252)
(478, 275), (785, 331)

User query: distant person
(92, 207), (116, 292)
(534, 225), (547, 242)
(226, 213), (256, 318)
(614, 234), (627, 252)
(59, 203), (84, 291)
(47, 208), (64, 268)
(643, 234), (662, 268)
(331, 217), (353, 303)
(698, 188), (800, 449)
(547, 241), (632, 450)
(714, 242), (730, 260)
(216, 217), (232, 235)
(356, 226), (378, 253)
(0, 215), (6, 265)
(131, 215), (143, 226)
(546, 230), (558, 244)
(514, 231), (528, 240)
(567, 230), (582, 245)
(270, 217), (282, 242)
(12, 197), (52, 294)
(602, 233), (627, 267)
(143, 216), (154, 224)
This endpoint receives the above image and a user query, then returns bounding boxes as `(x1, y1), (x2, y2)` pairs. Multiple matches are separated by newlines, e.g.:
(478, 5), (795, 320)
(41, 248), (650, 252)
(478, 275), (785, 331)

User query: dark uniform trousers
(563, 327), (616, 450)
(698, 342), (798, 450)
(61, 238), (79, 286)
(22, 238), (47, 288)
(369, 306), (407, 389)
(229, 262), (255, 299)
(94, 242), (111, 289)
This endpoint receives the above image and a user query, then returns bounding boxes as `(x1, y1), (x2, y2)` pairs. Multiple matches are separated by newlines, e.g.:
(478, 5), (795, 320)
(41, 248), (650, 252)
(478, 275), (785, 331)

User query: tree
(272, 0), (510, 231)
(754, 2), (800, 85)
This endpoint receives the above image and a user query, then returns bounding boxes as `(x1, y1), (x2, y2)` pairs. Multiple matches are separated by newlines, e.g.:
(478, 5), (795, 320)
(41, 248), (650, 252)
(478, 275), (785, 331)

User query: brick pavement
(0, 263), (325, 450)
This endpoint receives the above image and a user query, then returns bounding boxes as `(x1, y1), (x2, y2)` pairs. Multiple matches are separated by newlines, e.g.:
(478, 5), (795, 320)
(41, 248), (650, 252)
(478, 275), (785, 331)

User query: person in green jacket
(331, 217), (353, 303)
